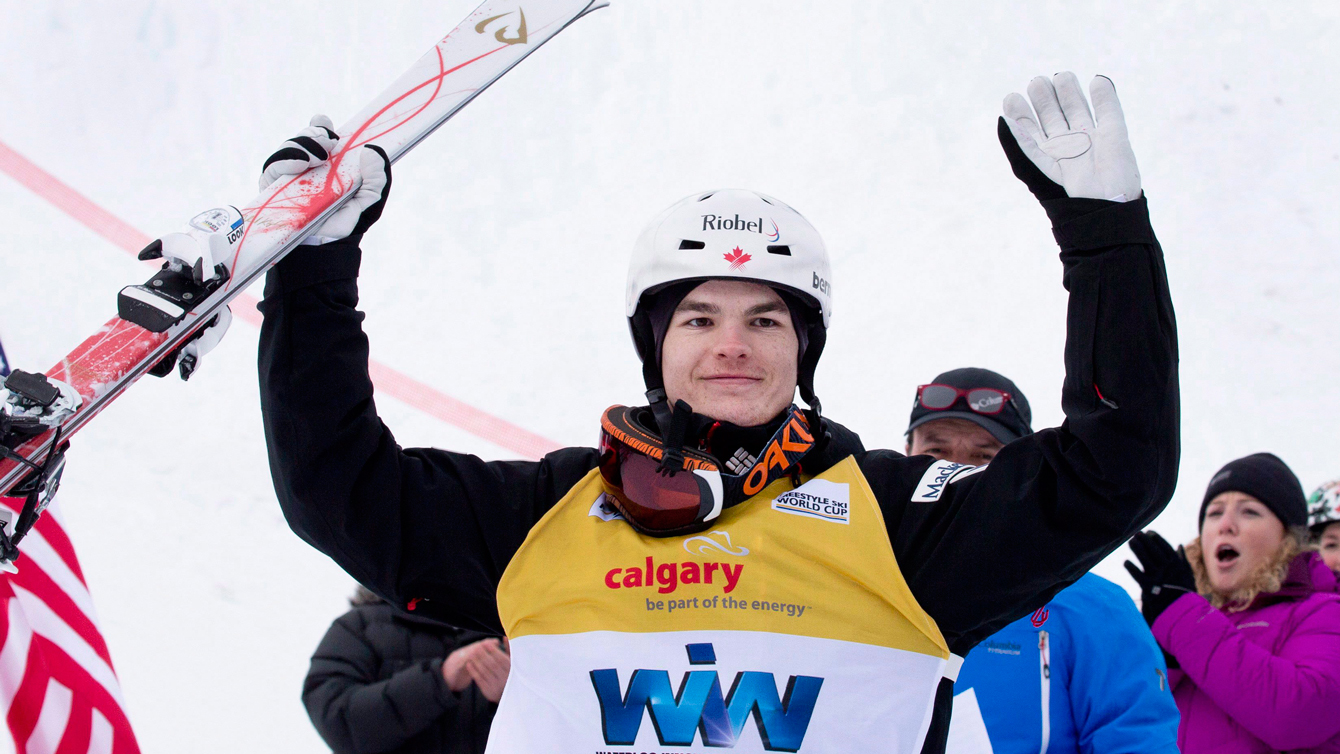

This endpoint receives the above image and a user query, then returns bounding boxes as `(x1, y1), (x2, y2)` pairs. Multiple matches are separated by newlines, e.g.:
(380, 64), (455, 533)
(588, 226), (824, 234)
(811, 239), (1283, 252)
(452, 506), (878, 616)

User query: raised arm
(869, 74), (1179, 653)
(255, 121), (598, 633)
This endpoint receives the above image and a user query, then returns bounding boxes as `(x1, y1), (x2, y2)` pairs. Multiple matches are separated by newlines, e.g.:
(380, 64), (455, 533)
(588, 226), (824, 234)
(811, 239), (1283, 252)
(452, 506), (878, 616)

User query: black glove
(1125, 530), (1195, 670)
(1125, 530), (1196, 625)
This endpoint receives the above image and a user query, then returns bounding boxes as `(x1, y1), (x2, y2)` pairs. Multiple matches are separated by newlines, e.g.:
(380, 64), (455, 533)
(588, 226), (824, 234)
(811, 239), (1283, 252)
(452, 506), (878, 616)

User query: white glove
(1002, 73), (1141, 202)
(258, 114), (339, 190)
(259, 114), (392, 246)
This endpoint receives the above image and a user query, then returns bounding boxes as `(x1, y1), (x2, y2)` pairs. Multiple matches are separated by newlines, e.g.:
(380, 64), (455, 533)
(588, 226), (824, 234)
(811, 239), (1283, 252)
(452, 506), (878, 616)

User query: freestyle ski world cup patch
(771, 478), (851, 524)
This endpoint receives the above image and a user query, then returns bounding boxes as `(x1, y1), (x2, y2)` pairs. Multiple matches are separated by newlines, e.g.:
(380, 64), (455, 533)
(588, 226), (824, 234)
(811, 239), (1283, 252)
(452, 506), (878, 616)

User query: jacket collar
(1250, 551), (1338, 608)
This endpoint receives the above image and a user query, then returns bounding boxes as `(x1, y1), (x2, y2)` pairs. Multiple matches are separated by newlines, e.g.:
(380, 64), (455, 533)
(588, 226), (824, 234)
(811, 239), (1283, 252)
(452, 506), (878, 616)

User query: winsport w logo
(683, 530), (749, 557)
(591, 643), (822, 751)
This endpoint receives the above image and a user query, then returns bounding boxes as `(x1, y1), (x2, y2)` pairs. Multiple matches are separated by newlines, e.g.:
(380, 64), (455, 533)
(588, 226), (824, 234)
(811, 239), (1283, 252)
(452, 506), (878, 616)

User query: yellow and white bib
(489, 456), (949, 753)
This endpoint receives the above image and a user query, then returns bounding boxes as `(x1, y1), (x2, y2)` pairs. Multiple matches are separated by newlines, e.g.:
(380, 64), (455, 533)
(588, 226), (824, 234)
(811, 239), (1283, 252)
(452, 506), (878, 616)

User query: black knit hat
(1199, 453), (1307, 530)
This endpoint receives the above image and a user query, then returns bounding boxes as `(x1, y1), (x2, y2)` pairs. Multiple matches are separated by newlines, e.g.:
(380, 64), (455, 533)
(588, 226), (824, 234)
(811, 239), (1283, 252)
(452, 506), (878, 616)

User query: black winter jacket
(304, 601), (498, 754)
(260, 195), (1179, 753)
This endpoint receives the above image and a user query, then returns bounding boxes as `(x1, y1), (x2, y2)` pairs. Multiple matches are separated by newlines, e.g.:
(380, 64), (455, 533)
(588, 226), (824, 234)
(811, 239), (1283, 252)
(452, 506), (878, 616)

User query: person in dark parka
(303, 587), (508, 754)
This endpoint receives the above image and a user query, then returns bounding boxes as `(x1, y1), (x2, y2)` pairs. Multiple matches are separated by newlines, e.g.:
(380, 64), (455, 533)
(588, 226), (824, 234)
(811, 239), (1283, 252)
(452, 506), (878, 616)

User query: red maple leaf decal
(724, 247), (751, 270)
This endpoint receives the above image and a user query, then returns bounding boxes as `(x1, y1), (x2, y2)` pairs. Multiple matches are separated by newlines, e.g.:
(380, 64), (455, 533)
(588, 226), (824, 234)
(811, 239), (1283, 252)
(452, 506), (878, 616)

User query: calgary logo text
(605, 556), (744, 594)
(591, 643), (822, 751)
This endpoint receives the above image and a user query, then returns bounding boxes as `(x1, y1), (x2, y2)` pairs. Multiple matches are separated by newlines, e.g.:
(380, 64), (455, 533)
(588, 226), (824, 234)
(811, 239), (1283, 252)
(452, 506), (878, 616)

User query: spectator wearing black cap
(1125, 454), (1340, 752)
(907, 368), (1179, 754)
(904, 367), (1033, 464)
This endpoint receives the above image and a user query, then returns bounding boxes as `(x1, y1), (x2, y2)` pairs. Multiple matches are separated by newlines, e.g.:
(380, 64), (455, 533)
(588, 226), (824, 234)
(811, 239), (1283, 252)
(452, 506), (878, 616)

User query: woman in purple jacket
(1125, 453), (1340, 753)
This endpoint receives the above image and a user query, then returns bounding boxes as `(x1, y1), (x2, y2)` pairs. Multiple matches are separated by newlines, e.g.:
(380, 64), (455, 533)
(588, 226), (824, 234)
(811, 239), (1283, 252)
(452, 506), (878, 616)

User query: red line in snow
(0, 138), (561, 460)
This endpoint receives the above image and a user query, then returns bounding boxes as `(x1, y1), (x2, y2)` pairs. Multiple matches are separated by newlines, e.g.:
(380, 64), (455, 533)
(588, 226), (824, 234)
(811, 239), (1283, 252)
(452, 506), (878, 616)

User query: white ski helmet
(1309, 479), (1340, 534)
(625, 189), (833, 411)
(626, 189), (832, 325)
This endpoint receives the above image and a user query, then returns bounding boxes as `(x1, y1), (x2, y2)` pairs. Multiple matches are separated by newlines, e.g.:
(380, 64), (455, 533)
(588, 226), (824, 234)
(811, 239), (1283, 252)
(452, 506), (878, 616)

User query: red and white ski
(0, 0), (608, 555)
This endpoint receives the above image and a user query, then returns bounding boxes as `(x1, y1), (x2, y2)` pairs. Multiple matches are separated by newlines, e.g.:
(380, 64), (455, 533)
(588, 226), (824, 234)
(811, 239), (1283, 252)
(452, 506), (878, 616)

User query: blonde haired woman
(1125, 453), (1340, 753)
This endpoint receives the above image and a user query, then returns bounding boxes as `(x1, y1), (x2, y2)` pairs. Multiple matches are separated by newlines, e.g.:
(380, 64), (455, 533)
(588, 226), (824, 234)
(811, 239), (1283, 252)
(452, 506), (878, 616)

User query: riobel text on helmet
(702, 214), (767, 233)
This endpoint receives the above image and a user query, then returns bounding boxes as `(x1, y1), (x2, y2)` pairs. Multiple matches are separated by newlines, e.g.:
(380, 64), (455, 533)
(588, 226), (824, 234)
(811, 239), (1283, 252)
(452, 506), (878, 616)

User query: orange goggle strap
(599, 404), (816, 512)
(600, 406), (720, 473)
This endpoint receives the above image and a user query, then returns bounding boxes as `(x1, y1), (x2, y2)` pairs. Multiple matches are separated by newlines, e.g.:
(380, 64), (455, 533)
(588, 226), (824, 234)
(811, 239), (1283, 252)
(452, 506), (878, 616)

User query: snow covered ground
(0, 1), (1336, 751)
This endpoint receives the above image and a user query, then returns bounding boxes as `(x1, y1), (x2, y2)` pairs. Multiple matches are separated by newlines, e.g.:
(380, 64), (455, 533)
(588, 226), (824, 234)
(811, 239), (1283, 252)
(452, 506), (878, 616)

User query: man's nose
(712, 323), (752, 359)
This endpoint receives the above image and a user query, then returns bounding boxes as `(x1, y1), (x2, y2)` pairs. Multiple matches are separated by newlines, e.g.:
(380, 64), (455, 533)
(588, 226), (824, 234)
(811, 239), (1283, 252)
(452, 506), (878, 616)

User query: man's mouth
(1216, 543), (1240, 566)
(703, 375), (762, 384)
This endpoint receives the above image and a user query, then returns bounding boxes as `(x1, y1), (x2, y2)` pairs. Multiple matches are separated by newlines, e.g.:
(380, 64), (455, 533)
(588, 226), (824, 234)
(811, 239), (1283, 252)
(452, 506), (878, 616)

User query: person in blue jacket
(904, 368), (1180, 753)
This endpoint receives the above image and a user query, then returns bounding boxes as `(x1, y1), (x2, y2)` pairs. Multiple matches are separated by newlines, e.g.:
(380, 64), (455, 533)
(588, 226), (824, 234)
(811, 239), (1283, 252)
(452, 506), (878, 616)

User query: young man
(906, 368), (1179, 753)
(241, 74), (1178, 753)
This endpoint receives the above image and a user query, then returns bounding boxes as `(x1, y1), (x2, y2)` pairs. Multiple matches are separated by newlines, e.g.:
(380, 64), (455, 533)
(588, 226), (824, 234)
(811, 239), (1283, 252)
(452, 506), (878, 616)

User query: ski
(0, 0), (608, 557)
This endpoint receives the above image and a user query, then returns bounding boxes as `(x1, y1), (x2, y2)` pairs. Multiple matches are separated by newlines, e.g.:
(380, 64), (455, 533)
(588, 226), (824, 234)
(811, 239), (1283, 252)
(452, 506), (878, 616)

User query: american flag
(0, 495), (139, 753)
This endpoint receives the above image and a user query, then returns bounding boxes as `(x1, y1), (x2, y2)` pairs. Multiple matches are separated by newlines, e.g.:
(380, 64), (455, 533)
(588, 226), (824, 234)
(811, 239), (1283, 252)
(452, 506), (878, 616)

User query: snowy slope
(0, 2), (1337, 751)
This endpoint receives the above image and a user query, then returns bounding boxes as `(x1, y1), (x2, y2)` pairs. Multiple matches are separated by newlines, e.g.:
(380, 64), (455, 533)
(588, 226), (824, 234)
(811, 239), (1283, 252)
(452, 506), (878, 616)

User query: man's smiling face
(659, 280), (799, 427)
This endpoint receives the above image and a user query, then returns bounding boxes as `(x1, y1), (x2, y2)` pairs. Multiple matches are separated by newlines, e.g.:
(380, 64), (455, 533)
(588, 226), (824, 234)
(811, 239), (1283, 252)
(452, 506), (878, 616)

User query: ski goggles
(598, 405), (814, 537)
(916, 383), (1019, 416)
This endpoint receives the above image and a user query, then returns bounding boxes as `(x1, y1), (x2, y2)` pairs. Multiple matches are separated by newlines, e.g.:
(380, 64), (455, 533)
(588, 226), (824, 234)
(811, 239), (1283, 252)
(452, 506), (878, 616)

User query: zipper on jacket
(1038, 630), (1051, 754)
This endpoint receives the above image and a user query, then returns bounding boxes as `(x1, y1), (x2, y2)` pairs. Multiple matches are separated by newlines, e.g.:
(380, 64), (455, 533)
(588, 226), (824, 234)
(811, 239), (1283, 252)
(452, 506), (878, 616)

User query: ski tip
(580, 0), (611, 16)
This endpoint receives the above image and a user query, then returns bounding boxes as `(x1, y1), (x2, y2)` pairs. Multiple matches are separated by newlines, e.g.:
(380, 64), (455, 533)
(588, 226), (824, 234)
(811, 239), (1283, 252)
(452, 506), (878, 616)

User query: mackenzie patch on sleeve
(911, 460), (985, 503)
(771, 478), (851, 524)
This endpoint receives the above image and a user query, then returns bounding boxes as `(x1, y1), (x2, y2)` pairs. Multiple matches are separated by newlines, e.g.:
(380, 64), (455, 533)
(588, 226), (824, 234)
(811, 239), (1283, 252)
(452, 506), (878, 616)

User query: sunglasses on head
(916, 383), (1018, 416)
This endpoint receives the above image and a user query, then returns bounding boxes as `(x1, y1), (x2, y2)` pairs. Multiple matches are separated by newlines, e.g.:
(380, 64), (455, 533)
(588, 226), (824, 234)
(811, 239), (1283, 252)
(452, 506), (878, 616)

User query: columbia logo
(725, 448), (755, 475)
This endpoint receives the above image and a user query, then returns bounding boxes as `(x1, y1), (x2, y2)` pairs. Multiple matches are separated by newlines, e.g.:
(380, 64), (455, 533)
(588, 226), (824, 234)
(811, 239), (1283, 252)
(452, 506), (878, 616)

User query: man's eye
(752, 317), (778, 327)
(1205, 510), (1223, 519)
(685, 317), (711, 327)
